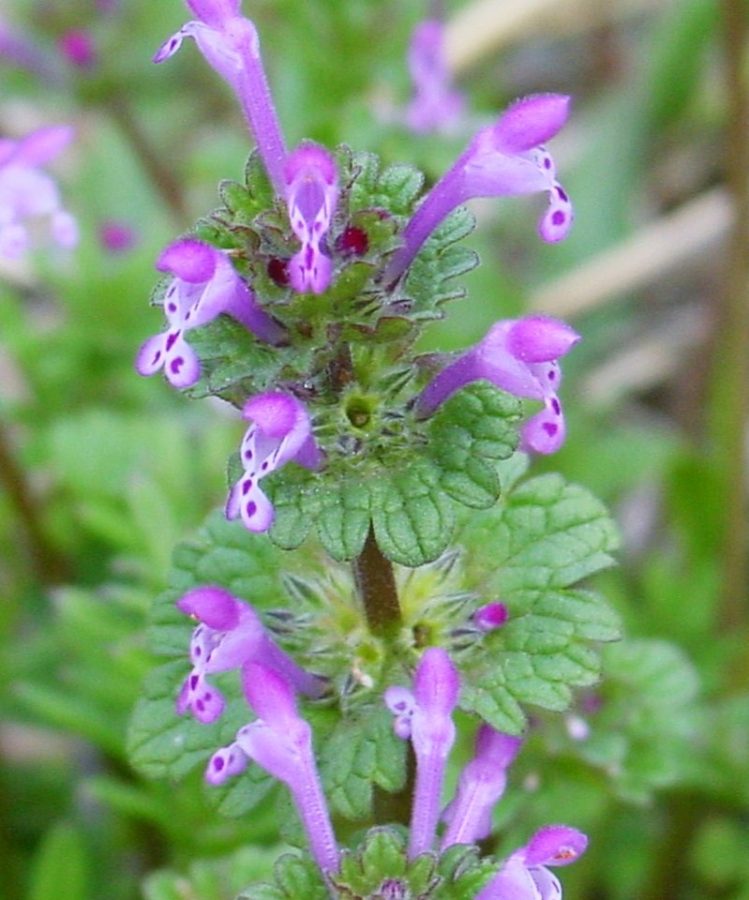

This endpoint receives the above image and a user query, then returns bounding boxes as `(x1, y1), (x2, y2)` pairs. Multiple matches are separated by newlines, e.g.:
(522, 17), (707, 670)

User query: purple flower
(176, 585), (325, 723)
(384, 647), (460, 858)
(99, 220), (138, 254)
(386, 94), (573, 284)
(206, 662), (339, 874)
(136, 237), (284, 389)
(405, 19), (464, 135)
(284, 142), (339, 294)
(154, 0), (287, 194)
(416, 315), (580, 455)
(226, 392), (322, 532)
(476, 825), (588, 899)
(441, 726), (522, 849)
(58, 29), (97, 69)
(0, 125), (77, 259)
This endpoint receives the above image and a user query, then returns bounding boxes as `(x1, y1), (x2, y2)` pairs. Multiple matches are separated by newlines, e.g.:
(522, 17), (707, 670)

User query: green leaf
(319, 707), (406, 820)
(315, 477), (371, 561)
(461, 473), (619, 593)
(371, 460), (454, 566)
(429, 383), (520, 509)
(238, 853), (328, 900)
(333, 828), (441, 898)
(579, 639), (702, 801)
(28, 822), (90, 900)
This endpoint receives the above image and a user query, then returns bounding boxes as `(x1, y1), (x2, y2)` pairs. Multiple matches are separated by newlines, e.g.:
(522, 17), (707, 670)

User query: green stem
(105, 91), (189, 225)
(711, 0), (749, 631)
(352, 525), (402, 638)
(0, 421), (69, 586)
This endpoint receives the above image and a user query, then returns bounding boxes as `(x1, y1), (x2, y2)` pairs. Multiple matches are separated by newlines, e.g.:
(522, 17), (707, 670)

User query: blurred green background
(1, 0), (748, 897)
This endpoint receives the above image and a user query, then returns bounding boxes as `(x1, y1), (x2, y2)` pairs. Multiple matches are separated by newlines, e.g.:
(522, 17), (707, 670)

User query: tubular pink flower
(136, 237), (284, 389)
(205, 662), (339, 874)
(416, 315), (580, 455)
(384, 647), (460, 858)
(226, 392), (322, 533)
(154, 0), (286, 194)
(284, 142), (339, 294)
(405, 19), (465, 135)
(386, 94), (573, 284)
(476, 825), (588, 900)
(441, 725), (523, 849)
(176, 585), (325, 724)
(0, 125), (77, 259)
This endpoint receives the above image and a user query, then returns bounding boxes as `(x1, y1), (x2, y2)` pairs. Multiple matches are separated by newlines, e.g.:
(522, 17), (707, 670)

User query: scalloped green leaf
(315, 478), (371, 561)
(319, 708), (406, 821)
(376, 163), (425, 214)
(429, 383), (521, 509)
(238, 853), (329, 900)
(461, 473), (619, 593)
(371, 460), (454, 566)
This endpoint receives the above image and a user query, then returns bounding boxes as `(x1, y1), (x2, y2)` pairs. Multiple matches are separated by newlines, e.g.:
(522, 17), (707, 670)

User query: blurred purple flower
(284, 142), (339, 294)
(0, 125), (77, 260)
(386, 94), (573, 284)
(416, 315), (580, 455)
(58, 29), (97, 69)
(99, 220), (138, 254)
(176, 585), (325, 724)
(226, 392), (322, 533)
(206, 662), (339, 874)
(405, 19), (464, 135)
(135, 237), (284, 388)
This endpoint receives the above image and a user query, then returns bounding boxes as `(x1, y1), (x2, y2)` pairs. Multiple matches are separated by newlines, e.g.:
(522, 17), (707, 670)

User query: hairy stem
(353, 525), (402, 637)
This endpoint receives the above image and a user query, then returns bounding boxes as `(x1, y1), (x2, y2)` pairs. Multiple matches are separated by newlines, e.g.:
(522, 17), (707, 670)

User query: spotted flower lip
(385, 94), (573, 284)
(284, 142), (339, 294)
(175, 585), (325, 724)
(0, 124), (77, 260)
(416, 315), (580, 455)
(384, 647), (460, 858)
(135, 237), (284, 389)
(405, 19), (465, 135)
(226, 392), (322, 533)
(476, 825), (588, 900)
(205, 662), (340, 875)
(154, 0), (287, 194)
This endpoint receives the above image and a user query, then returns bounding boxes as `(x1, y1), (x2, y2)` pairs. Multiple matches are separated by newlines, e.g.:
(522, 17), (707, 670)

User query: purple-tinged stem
(353, 525), (402, 637)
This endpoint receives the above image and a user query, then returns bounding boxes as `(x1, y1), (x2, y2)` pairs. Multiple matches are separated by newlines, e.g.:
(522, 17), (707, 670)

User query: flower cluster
(179, 609), (587, 896)
(174, 586), (338, 874)
(385, 648), (588, 897)
(137, 0), (580, 537)
(0, 124), (77, 260)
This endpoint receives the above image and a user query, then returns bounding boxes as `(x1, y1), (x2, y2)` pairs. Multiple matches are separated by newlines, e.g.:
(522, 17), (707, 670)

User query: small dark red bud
(267, 257), (289, 286)
(336, 226), (369, 257)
